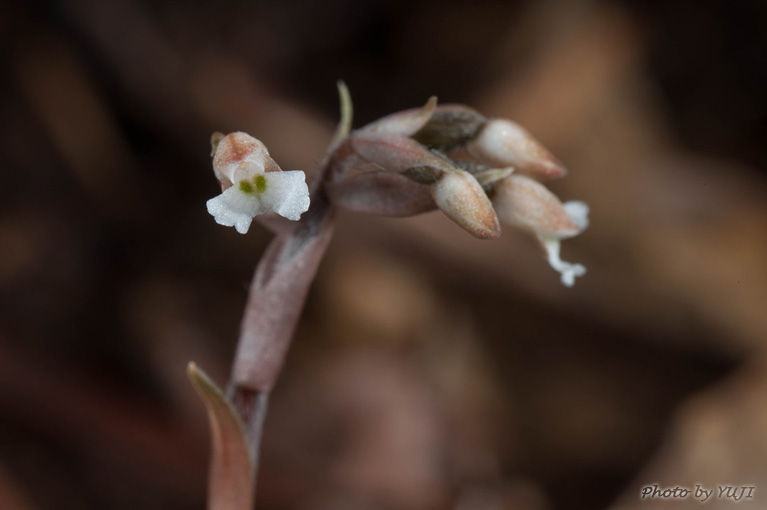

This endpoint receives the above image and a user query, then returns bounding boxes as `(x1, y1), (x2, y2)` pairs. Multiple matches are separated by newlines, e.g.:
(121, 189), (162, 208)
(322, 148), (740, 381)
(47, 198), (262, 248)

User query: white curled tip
(539, 236), (586, 287)
(538, 201), (589, 286)
(206, 170), (310, 234)
(563, 200), (589, 232)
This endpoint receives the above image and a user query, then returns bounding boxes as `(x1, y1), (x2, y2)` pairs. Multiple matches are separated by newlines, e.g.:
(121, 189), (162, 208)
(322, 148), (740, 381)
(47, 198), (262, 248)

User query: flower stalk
(190, 83), (591, 509)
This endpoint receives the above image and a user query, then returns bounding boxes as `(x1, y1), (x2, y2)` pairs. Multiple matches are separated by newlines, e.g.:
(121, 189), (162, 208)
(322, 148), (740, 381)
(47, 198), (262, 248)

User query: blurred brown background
(1, 0), (766, 509)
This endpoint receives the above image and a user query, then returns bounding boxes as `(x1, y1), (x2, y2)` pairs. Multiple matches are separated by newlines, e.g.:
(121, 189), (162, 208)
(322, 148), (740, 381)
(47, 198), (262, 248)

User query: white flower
(538, 201), (588, 286)
(206, 132), (310, 234)
(491, 175), (589, 286)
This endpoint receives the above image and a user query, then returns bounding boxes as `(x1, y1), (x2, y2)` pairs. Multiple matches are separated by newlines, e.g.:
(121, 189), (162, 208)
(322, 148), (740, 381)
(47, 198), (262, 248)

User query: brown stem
(224, 153), (338, 503)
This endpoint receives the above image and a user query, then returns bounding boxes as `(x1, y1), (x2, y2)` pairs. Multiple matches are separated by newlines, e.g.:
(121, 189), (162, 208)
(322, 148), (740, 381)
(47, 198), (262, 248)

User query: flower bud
(206, 132), (310, 234)
(211, 132), (282, 190)
(431, 169), (500, 239)
(491, 175), (581, 237)
(467, 119), (567, 180)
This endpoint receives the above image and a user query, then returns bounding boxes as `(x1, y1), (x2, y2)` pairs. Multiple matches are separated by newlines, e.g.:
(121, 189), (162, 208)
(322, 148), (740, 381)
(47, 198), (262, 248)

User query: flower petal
(260, 171), (311, 221)
(563, 200), (590, 231)
(206, 185), (270, 234)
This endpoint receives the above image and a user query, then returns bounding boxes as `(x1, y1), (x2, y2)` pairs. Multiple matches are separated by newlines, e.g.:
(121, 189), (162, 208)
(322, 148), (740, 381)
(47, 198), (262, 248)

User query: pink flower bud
(491, 175), (581, 237)
(212, 132), (282, 190)
(467, 119), (567, 180)
(431, 169), (500, 240)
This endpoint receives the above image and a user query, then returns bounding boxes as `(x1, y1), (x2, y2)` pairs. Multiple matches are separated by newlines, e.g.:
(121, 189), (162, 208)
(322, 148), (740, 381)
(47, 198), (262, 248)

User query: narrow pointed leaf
(188, 362), (254, 510)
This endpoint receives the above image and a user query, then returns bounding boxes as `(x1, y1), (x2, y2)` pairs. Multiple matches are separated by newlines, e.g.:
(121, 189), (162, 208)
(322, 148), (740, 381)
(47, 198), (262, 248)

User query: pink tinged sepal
(467, 119), (567, 180)
(431, 169), (501, 240)
(212, 132), (282, 190)
(349, 131), (452, 174)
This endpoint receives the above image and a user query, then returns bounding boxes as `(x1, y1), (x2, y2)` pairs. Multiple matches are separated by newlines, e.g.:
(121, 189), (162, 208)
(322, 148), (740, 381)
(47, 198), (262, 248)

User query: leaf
(188, 362), (254, 510)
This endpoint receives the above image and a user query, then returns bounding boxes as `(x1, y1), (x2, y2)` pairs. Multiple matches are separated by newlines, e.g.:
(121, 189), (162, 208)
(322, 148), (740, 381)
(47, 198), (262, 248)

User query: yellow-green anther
(239, 180), (254, 194)
(254, 174), (267, 193)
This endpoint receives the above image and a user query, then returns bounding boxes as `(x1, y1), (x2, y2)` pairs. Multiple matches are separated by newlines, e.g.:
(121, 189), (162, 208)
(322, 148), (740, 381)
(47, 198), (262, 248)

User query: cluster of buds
(326, 100), (589, 286)
(206, 98), (588, 286)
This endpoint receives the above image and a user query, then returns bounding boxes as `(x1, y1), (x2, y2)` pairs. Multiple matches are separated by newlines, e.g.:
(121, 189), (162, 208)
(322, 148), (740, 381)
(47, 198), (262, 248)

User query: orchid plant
(188, 83), (589, 510)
